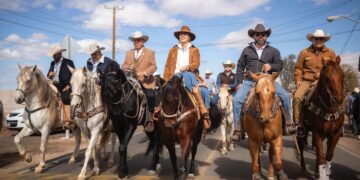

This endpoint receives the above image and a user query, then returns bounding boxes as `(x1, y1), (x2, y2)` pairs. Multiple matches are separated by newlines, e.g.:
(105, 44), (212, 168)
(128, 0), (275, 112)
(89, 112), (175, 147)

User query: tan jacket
(294, 45), (336, 83)
(122, 47), (157, 89)
(163, 45), (200, 81)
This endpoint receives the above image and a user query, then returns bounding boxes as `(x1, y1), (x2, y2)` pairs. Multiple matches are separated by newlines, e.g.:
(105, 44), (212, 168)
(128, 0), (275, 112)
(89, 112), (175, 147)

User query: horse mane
(162, 75), (193, 108)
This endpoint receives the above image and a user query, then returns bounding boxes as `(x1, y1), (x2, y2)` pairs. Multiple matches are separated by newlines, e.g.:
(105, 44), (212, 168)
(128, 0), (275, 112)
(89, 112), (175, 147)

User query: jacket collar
(88, 55), (105, 64)
(307, 45), (329, 53)
(249, 42), (269, 50)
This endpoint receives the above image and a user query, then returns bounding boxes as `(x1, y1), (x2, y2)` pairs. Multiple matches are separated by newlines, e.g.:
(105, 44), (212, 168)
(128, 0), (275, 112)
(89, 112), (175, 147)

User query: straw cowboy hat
(223, 60), (235, 69)
(47, 45), (66, 56)
(306, 29), (331, 42)
(88, 43), (105, 55)
(248, 24), (272, 38)
(129, 31), (149, 42)
(153, 71), (160, 76)
(205, 70), (213, 75)
(354, 87), (360, 93)
(174, 25), (196, 41)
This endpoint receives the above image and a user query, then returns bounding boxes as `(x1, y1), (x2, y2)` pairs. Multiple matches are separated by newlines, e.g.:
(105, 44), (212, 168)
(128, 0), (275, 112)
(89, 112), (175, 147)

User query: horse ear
(17, 63), (23, 70)
(335, 55), (341, 64)
(32, 65), (37, 72)
(249, 71), (260, 81)
(67, 65), (75, 74)
(82, 66), (87, 74)
(271, 72), (279, 81)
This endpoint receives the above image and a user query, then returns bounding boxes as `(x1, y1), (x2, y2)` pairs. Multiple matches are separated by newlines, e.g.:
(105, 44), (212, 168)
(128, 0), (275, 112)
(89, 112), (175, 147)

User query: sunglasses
(314, 37), (325, 41)
(255, 33), (266, 37)
(224, 65), (232, 67)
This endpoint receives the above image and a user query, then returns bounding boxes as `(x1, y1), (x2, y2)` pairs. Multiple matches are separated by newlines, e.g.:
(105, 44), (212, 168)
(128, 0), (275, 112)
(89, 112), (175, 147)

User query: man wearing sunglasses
(86, 43), (112, 82)
(294, 29), (336, 137)
(232, 24), (294, 140)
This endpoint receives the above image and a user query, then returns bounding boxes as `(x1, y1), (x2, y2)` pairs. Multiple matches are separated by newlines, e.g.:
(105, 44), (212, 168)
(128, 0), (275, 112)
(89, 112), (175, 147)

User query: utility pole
(105, 4), (124, 61)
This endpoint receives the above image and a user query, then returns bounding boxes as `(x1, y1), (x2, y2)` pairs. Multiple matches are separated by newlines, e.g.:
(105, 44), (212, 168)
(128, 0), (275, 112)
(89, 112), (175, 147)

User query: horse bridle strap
(25, 106), (48, 129)
(306, 101), (343, 121)
(16, 88), (26, 98)
(75, 105), (105, 120)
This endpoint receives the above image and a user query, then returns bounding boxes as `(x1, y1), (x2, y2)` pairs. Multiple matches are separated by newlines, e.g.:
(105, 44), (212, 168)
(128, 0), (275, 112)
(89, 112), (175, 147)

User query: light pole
(327, 15), (360, 23)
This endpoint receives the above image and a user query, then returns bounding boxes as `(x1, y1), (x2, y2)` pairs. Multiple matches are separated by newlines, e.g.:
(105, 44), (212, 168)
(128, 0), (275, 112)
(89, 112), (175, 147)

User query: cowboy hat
(153, 71), (160, 76)
(306, 29), (331, 42)
(205, 70), (213, 75)
(88, 43), (105, 55)
(248, 24), (272, 38)
(223, 60), (235, 69)
(47, 45), (66, 57)
(129, 31), (149, 42)
(174, 25), (196, 41)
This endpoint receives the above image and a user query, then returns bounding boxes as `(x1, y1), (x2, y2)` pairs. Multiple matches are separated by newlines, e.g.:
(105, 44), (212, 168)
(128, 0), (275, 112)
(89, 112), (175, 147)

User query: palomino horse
(68, 67), (112, 180)
(99, 61), (161, 179)
(218, 86), (235, 156)
(297, 56), (344, 179)
(158, 74), (221, 179)
(14, 65), (60, 173)
(243, 72), (288, 180)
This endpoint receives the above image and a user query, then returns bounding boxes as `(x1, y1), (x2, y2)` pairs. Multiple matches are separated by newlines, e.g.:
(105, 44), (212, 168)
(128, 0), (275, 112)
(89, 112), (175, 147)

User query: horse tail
(99, 117), (112, 148)
(209, 101), (222, 131)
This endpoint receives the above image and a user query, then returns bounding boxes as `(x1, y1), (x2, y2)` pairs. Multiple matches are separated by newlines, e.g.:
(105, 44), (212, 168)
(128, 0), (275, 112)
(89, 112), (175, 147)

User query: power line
(340, 14), (360, 54)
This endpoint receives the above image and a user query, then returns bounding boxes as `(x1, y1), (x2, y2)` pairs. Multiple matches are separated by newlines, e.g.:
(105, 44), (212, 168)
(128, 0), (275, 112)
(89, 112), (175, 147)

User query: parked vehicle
(6, 108), (25, 131)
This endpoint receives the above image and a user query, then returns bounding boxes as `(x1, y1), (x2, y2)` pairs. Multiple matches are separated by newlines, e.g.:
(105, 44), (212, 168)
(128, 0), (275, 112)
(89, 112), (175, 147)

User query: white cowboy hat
(354, 87), (360, 93)
(306, 29), (331, 42)
(153, 71), (160, 76)
(205, 70), (213, 75)
(88, 43), (105, 55)
(47, 45), (66, 57)
(223, 60), (235, 69)
(129, 31), (149, 42)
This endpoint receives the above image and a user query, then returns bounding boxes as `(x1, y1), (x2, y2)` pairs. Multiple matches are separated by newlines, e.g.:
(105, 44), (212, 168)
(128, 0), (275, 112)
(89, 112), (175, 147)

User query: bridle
(16, 88), (26, 98)
(218, 89), (231, 116)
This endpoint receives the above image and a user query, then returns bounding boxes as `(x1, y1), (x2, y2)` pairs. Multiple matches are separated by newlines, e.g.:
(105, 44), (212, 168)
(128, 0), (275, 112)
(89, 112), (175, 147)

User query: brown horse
(243, 72), (288, 180)
(297, 56), (345, 179)
(157, 74), (221, 180)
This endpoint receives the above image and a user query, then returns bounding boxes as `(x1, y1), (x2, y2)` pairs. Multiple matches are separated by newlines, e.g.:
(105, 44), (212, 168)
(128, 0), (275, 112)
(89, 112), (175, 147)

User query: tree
(341, 64), (359, 92)
(281, 54), (296, 92)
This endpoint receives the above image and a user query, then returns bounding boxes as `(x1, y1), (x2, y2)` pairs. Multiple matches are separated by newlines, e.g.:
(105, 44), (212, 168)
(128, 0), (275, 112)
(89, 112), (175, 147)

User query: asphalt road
(2, 129), (360, 180)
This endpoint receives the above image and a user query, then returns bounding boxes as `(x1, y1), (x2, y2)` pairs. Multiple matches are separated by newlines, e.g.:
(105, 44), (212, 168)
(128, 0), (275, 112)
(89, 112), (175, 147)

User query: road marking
(337, 143), (360, 159)
(198, 138), (221, 176)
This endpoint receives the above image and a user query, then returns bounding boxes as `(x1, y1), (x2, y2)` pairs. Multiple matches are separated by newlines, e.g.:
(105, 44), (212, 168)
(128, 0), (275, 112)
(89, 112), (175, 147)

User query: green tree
(281, 54), (296, 92)
(341, 64), (359, 92)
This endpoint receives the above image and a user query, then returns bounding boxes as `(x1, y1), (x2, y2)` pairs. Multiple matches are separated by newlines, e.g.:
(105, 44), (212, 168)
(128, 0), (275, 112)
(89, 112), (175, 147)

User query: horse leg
(117, 123), (137, 179)
(165, 141), (179, 180)
(313, 132), (326, 179)
(92, 143), (100, 176)
(220, 121), (227, 156)
(69, 128), (81, 164)
(248, 139), (261, 180)
(34, 128), (50, 173)
(268, 143), (275, 179)
(14, 126), (34, 162)
(148, 130), (162, 175)
(296, 135), (306, 171)
(228, 116), (235, 151)
(325, 132), (341, 177)
(189, 122), (203, 177)
(272, 136), (288, 180)
(179, 135), (192, 178)
(78, 127), (101, 180)
(107, 133), (117, 167)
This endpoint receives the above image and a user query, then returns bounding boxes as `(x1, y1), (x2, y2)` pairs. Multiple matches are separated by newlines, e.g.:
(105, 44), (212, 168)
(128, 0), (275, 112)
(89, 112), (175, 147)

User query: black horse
(0, 100), (3, 132)
(99, 61), (162, 179)
(157, 74), (221, 179)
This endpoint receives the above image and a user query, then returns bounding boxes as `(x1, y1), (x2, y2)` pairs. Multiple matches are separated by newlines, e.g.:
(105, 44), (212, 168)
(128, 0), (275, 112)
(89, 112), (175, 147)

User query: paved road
(2, 129), (360, 180)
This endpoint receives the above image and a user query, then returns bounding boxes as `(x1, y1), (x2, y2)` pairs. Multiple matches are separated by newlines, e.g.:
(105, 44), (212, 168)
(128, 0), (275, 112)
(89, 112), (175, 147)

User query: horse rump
(209, 101), (222, 131)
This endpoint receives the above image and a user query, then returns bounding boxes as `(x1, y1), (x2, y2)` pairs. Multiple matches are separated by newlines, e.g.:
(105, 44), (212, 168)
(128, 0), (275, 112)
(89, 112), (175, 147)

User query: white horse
(68, 66), (111, 180)
(14, 64), (61, 173)
(218, 86), (235, 156)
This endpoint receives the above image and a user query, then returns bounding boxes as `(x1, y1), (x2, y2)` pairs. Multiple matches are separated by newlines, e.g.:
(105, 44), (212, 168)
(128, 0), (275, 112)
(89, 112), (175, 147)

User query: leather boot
(293, 102), (305, 137)
(192, 86), (210, 129)
(63, 105), (72, 129)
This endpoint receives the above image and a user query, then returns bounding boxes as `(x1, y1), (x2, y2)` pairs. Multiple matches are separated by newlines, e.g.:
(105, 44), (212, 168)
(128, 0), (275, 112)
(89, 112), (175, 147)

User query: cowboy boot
(293, 102), (305, 137)
(63, 105), (72, 129)
(232, 116), (245, 141)
(192, 86), (210, 129)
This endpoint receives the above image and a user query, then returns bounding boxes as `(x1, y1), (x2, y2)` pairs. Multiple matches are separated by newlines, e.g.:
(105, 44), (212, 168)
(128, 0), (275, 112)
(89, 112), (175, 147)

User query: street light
(327, 15), (360, 23)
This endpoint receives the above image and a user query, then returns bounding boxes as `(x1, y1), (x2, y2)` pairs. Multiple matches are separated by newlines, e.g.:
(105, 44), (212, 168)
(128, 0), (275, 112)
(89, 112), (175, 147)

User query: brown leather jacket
(163, 45), (200, 81)
(294, 45), (336, 83)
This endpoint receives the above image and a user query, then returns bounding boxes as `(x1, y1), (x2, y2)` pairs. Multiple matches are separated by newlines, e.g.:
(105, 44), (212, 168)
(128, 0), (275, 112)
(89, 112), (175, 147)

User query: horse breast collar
(75, 105), (105, 120)
(305, 101), (343, 121)
(25, 106), (48, 129)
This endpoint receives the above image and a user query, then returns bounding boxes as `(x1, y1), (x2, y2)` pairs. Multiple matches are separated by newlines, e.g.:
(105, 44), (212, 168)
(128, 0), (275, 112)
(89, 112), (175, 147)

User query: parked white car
(6, 108), (25, 130)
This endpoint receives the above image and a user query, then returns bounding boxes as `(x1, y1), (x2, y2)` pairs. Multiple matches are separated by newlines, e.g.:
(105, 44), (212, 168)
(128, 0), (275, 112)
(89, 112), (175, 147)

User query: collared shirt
(89, 55), (105, 78)
(175, 43), (192, 73)
(253, 42), (267, 59)
(204, 77), (216, 93)
(135, 47), (144, 60)
(53, 57), (63, 82)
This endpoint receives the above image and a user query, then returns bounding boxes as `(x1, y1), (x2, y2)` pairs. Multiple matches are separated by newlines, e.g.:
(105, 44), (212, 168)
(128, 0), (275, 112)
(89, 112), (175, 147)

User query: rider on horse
(122, 31), (158, 132)
(86, 43), (113, 81)
(162, 25), (211, 130)
(232, 24), (295, 140)
(293, 29), (337, 137)
(213, 60), (237, 104)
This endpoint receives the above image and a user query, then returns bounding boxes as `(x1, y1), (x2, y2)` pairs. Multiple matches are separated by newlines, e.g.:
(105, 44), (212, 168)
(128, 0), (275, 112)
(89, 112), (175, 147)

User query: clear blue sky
(0, 0), (359, 89)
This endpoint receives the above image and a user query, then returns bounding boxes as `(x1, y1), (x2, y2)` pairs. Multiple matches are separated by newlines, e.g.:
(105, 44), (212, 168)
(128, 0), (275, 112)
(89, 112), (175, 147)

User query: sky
(0, 0), (359, 89)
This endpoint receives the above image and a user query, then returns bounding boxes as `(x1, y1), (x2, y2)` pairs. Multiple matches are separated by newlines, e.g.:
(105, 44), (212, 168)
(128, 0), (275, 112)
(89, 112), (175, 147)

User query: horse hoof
(220, 151), (227, 156)
(252, 173), (262, 180)
(188, 173), (195, 178)
(24, 153), (32, 162)
(148, 170), (157, 176)
(92, 168), (100, 176)
(277, 170), (288, 180)
(77, 175), (86, 180)
(268, 176), (275, 180)
(228, 144), (235, 151)
(156, 163), (162, 172)
(34, 167), (43, 173)
(325, 161), (332, 176)
(107, 159), (115, 167)
(68, 156), (76, 164)
(117, 176), (128, 180)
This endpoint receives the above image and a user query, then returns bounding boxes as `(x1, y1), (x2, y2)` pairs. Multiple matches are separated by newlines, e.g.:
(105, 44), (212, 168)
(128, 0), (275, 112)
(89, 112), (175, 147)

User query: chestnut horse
(297, 56), (344, 179)
(157, 74), (221, 179)
(243, 72), (288, 180)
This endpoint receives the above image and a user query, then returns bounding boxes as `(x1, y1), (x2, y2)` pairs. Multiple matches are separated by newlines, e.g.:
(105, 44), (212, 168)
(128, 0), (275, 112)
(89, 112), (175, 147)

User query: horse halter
(318, 72), (340, 110)
(161, 95), (183, 118)
(16, 88), (26, 98)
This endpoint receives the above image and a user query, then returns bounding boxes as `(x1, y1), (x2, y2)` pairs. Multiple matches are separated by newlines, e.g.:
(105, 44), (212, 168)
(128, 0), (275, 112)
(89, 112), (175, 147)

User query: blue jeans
(233, 80), (292, 128)
(181, 72), (210, 108)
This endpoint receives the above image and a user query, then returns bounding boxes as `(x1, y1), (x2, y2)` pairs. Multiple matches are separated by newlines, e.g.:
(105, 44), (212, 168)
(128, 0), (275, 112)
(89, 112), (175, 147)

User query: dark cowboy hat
(248, 24), (272, 38)
(174, 25), (196, 41)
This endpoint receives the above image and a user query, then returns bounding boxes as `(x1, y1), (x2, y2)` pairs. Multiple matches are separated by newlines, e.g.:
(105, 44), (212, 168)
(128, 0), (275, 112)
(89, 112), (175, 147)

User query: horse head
(69, 66), (92, 108)
(15, 64), (38, 104)
(320, 56), (344, 105)
(161, 74), (183, 115)
(218, 85), (232, 113)
(250, 72), (279, 123)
